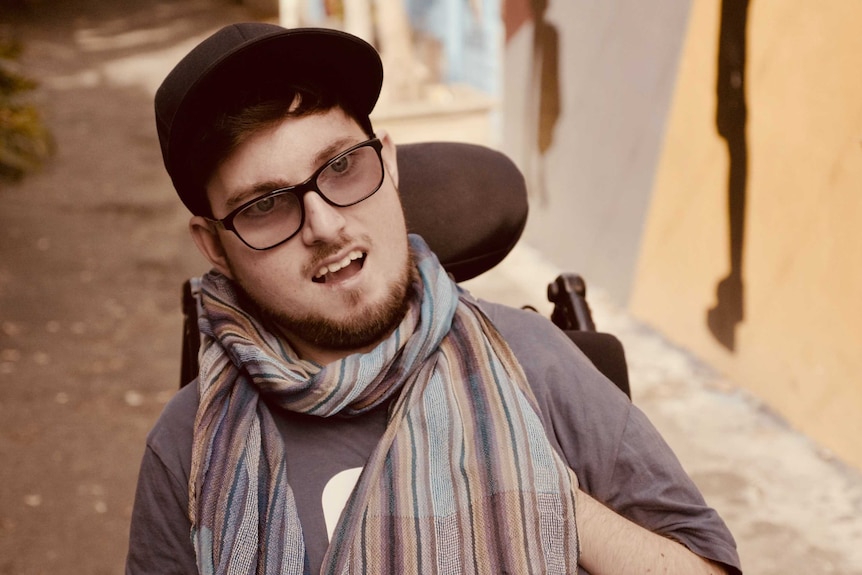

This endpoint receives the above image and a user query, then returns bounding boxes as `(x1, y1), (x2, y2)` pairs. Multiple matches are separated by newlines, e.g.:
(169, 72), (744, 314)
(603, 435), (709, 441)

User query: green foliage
(0, 34), (53, 182)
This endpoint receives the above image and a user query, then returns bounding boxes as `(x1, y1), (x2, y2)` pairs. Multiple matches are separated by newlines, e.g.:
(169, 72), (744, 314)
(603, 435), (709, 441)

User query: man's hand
(576, 490), (729, 574)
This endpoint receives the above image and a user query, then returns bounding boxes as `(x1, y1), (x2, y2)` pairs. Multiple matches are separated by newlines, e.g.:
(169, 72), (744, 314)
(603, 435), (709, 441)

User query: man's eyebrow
(222, 136), (365, 212)
(224, 180), (292, 212)
(311, 136), (362, 169)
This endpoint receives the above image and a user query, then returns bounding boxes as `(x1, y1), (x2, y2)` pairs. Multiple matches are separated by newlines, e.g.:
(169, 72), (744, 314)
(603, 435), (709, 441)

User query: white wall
(502, 0), (692, 305)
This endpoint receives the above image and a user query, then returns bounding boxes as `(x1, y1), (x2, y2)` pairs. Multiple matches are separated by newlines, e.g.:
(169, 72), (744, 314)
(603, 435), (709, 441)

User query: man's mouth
(312, 250), (367, 283)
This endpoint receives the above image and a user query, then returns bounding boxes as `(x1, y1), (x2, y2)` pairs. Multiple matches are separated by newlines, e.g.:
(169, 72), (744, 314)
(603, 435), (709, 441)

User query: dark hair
(190, 82), (374, 217)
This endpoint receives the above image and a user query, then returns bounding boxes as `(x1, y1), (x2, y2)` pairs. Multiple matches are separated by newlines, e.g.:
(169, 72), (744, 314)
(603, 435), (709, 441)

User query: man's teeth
(316, 250), (364, 279)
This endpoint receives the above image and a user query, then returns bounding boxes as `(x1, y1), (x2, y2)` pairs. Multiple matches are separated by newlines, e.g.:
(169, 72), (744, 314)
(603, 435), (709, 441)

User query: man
(127, 22), (741, 575)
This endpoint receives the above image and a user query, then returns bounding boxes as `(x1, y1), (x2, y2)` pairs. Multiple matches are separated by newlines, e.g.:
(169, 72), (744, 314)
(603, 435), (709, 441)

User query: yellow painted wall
(631, 0), (862, 469)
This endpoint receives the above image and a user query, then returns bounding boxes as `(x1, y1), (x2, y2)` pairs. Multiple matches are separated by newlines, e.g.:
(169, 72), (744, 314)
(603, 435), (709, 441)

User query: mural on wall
(707, 0), (750, 351)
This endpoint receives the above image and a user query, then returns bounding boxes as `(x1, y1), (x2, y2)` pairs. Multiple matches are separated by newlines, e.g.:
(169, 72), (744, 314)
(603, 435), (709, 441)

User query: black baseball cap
(155, 23), (384, 215)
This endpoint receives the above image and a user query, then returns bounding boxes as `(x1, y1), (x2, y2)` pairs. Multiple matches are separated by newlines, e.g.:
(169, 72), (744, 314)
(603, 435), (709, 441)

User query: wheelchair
(179, 141), (630, 398)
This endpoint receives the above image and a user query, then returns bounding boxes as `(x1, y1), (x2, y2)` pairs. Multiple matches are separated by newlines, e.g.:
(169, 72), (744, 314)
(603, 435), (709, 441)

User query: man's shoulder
(477, 299), (565, 342)
(477, 299), (599, 376)
(145, 382), (199, 470)
(477, 299), (546, 324)
(153, 382), (199, 432)
(476, 297), (633, 438)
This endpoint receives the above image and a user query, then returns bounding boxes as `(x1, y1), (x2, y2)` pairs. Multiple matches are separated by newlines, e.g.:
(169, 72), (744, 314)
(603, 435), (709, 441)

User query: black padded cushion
(396, 142), (528, 282)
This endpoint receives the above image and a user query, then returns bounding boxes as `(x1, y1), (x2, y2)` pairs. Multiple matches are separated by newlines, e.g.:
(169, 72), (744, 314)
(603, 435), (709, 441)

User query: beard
(234, 243), (418, 354)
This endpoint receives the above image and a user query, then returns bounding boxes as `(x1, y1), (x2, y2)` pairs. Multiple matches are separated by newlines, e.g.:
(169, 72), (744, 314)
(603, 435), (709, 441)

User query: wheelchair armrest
(548, 273), (596, 332)
(546, 273), (630, 398)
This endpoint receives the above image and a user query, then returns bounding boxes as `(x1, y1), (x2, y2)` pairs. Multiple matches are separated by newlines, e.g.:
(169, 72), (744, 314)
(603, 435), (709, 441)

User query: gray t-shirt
(126, 301), (741, 574)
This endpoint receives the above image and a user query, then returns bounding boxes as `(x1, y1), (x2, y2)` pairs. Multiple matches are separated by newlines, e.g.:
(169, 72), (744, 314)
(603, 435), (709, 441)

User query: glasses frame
(208, 137), (384, 250)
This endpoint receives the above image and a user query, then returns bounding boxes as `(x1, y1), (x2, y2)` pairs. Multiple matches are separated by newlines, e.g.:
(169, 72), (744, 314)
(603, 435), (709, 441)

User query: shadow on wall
(523, 0), (560, 205)
(707, 0), (750, 351)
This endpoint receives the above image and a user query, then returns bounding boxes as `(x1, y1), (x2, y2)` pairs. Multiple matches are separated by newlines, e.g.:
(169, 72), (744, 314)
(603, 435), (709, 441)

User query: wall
(629, 0), (862, 470)
(501, 0), (693, 304)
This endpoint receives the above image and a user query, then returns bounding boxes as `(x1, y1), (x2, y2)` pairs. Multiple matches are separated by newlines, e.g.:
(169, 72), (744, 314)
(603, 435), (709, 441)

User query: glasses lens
(318, 144), (383, 206)
(233, 191), (302, 249)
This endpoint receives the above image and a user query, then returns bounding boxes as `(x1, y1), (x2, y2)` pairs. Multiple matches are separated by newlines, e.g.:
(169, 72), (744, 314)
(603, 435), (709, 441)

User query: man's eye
(329, 155), (351, 174)
(250, 196), (277, 214)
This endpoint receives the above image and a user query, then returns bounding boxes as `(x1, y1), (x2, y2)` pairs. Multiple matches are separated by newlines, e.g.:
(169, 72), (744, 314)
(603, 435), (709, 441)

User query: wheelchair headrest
(395, 142), (528, 282)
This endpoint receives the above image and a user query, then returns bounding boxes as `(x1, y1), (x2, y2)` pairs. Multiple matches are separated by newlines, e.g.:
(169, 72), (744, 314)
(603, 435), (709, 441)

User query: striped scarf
(190, 234), (579, 574)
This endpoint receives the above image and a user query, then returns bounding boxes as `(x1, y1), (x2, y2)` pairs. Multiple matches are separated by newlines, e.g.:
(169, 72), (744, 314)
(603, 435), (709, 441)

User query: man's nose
(300, 192), (347, 244)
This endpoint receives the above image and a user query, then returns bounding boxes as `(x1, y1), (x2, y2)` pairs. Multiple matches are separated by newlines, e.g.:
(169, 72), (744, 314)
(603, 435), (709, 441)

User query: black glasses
(209, 138), (384, 250)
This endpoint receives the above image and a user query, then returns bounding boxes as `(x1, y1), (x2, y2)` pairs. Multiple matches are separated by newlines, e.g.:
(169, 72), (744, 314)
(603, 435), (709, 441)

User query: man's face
(192, 107), (413, 364)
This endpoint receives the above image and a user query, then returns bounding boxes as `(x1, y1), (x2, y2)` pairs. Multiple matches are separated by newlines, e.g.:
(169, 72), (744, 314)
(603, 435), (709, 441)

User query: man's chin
(263, 269), (417, 356)
(274, 292), (412, 353)
(236, 248), (418, 359)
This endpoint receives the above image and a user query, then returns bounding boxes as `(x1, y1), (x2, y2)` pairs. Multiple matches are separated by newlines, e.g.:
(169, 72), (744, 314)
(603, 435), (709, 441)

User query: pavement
(1, 1), (861, 574)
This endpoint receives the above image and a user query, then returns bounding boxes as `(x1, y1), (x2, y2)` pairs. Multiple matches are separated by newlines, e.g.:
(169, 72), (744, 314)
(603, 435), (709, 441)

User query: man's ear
(378, 129), (398, 189)
(189, 216), (234, 279)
